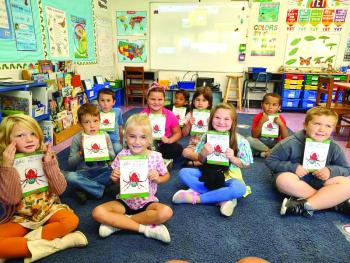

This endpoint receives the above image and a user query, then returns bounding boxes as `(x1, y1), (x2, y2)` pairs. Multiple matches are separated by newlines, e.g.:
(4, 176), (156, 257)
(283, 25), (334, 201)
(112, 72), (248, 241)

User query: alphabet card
(149, 114), (166, 140)
(206, 131), (230, 166)
(83, 132), (110, 162)
(303, 138), (330, 171)
(261, 114), (279, 138)
(191, 109), (210, 135)
(99, 111), (116, 131)
(119, 155), (149, 199)
(14, 152), (48, 197)
(172, 106), (187, 127)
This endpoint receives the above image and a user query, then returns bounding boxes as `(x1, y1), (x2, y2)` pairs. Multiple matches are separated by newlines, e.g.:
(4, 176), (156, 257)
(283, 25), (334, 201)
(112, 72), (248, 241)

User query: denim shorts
(118, 200), (154, 215)
(273, 172), (325, 190)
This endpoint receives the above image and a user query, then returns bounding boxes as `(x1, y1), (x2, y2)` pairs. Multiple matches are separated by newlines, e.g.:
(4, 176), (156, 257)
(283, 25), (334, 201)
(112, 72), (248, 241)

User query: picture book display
(302, 138), (330, 171)
(119, 155), (149, 199)
(14, 152), (48, 197)
(206, 131), (230, 166)
(191, 109), (210, 135)
(172, 106), (186, 127)
(99, 111), (116, 131)
(83, 132), (109, 162)
(261, 114), (279, 138)
(149, 113), (166, 139)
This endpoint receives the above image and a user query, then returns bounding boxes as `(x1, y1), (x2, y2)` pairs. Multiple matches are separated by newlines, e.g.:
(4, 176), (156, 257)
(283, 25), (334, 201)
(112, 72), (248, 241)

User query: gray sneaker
(280, 197), (313, 217)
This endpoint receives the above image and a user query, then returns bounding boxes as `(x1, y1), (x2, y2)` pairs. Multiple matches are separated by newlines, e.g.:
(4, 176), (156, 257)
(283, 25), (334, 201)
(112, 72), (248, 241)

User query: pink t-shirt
(111, 149), (168, 210)
(142, 107), (179, 138)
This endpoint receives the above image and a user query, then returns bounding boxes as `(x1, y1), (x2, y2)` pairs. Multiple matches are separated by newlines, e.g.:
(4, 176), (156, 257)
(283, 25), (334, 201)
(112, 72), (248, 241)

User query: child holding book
(166, 89), (190, 127)
(266, 107), (350, 217)
(97, 88), (123, 155)
(182, 87), (213, 166)
(172, 103), (253, 217)
(65, 103), (115, 204)
(92, 114), (173, 243)
(0, 114), (87, 261)
(246, 93), (289, 158)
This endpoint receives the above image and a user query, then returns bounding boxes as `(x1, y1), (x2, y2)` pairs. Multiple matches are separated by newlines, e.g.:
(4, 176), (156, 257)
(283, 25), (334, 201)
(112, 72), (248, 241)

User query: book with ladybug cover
(302, 138), (330, 171)
(119, 155), (149, 199)
(14, 151), (48, 197)
(261, 113), (279, 138)
(149, 114), (166, 140)
(206, 131), (230, 166)
(191, 109), (210, 135)
(83, 132), (110, 162)
(99, 111), (116, 131)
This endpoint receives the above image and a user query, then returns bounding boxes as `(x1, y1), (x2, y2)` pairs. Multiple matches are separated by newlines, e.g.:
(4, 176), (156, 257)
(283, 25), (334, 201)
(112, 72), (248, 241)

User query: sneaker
(220, 199), (237, 217)
(334, 199), (350, 214)
(99, 224), (120, 238)
(164, 158), (173, 171)
(144, 224), (171, 243)
(280, 197), (313, 217)
(75, 191), (88, 205)
(172, 189), (199, 204)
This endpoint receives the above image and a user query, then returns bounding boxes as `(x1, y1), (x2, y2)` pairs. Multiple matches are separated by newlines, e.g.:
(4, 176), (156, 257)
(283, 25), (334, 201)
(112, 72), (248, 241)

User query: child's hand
(189, 117), (196, 125)
(313, 167), (330, 181)
(111, 169), (121, 182)
(161, 136), (170, 144)
(79, 136), (84, 156)
(43, 144), (55, 163)
(148, 169), (160, 183)
(295, 165), (308, 178)
(2, 141), (16, 167)
(261, 113), (269, 123)
(225, 148), (235, 162)
(201, 143), (213, 158)
(274, 117), (284, 126)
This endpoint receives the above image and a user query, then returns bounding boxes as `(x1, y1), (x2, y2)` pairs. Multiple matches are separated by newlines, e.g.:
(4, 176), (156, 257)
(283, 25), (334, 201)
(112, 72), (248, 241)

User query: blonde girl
(172, 103), (253, 217)
(92, 113), (173, 243)
(0, 114), (87, 262)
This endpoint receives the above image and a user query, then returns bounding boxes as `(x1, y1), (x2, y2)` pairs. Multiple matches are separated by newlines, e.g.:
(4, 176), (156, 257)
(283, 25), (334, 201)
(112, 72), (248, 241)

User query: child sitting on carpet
(266, 107), (350, 217)
(142, 82), (183, 168)
(92, 114), (173, 243)
(246, 93), (288, 158)
(172, 103), (253, 217)
(65, 103), (115, 204)
(0, 114), (87, 261)
(166, 89), (190, 113)
(97, 88), (124, 155)
(182, 87), (213, 166)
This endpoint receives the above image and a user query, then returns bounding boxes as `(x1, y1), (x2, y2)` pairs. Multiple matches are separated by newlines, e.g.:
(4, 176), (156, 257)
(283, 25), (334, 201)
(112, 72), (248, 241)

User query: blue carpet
(9, 110), (350, 263)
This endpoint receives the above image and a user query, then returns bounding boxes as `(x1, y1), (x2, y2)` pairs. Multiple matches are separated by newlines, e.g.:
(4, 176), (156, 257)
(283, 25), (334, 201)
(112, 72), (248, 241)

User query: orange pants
(0, 209), (79, 259)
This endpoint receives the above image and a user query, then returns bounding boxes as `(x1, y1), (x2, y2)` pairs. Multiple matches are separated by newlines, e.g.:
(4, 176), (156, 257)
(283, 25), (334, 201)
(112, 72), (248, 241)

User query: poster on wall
(284, 33), (340, 67)
(288, 0), (350, 7)
(250, 25), (277, 56)
(71, 15), (88, 59)
(343, 33), (350, 61)
(259, 3), (280, 22)
(10, 0), (37, 50)
(96, 18), (114, 67)
(45, 6), (69, 58)
(116, 11), (147, 36)
(117, 39), (147, 63)
(0, 0), (12, 39)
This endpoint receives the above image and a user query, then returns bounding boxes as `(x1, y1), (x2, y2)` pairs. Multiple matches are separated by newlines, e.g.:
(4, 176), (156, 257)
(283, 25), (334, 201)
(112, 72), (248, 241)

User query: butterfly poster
(99, 111), (116, 131)
(206, 131), (230, 166)
(302, 138), (330, 171)
(191, 109), (210, 135)
(14, 152), (48, 197)
(284, 34), (340, 68)
(149, 114), (166, 140)
(172, 106), (187, 127)
(119, 155), (149, 199)
(261, 114), (279, 138)
(83, 132), (110, 162)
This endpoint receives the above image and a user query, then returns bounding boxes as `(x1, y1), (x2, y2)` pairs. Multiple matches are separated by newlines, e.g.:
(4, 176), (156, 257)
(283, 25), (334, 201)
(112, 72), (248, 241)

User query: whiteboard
(150, 2), (249, 72)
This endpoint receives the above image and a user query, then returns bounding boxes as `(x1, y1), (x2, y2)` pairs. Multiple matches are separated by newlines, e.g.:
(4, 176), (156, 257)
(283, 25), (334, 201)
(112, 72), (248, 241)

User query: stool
(223, 73), (243, 110)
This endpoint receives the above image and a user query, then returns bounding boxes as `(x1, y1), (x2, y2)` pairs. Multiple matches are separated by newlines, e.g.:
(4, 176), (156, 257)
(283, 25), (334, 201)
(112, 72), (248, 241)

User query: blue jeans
(178, 168), (246, 203)
(65, 166), (112, 198)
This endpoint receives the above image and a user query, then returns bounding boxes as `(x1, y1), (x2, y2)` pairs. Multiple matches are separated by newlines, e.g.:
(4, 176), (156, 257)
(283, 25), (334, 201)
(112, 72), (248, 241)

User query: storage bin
(248, 67), (267, 73)
(303, 90), (317, 100)
(300, 99), (316, 109)
(285, 74), (304, 80)
(32, 106), (45, 117)
(109, 80), (122, 90)
(282, 98), (300, 108)
(114, 88), (124, 107)
(305, 75), (319, 81)
(177, 81), (196, 90)
(304, 84), (318, 90)
(321, 91), (343, 102)
(282, 89), (302, 99)
(284, 79), (303, 85)
(284, 83), (303, 90)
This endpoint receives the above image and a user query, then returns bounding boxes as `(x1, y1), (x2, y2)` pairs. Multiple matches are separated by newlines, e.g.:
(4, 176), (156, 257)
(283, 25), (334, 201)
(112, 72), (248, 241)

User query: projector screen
(150, 2), (249, 72)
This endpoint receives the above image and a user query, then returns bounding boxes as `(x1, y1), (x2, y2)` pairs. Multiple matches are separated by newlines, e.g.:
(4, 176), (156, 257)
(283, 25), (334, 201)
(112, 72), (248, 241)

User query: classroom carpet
(8, 109), (350, 263)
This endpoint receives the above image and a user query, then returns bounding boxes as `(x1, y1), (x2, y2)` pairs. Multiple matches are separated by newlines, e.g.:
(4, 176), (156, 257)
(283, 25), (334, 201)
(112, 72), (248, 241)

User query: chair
(242, 72), (271, 109)
(124, 66), (149, 106)
(223, 73), (243, 110)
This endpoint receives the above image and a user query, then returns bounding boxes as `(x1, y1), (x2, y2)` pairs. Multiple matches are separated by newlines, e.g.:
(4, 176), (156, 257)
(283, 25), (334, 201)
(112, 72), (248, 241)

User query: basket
(177, 81), (195, 90)
(248, 67), (267, 73)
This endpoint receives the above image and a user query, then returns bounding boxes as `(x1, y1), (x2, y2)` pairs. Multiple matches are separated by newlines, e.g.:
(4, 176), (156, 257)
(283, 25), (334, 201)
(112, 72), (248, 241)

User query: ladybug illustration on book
(21, 168), (46, 188)
(153, 124), (161, 135)
(306, 152), (324, 167)
(123, 172), (147, 191)
(214, 145), (223, 156)
(101, 118), (111, 126)
(87, 143), (105, 154)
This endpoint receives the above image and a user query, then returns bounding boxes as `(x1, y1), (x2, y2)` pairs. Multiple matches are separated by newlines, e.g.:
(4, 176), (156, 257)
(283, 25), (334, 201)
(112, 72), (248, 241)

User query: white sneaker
(99, 224), (119, 238)
(220, 199), (237, 217)
(163, 158), (173, 171)
(144, 224), (171, 243)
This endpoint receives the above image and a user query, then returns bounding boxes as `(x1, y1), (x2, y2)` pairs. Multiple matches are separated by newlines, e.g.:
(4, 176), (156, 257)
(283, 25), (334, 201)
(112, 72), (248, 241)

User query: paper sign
(172, 106), (186, 127)
(149, 114), (166, 139)
(206, 131), (230, 166)
(261, 114), (279, 138)
(191, 109), (210, 135)
(14, 152), (48, 197)
(119, 155), (149, 199)
(99, 111), (116, 131)
(303, 138), (330, 171)
(83, 132), (110, 162)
